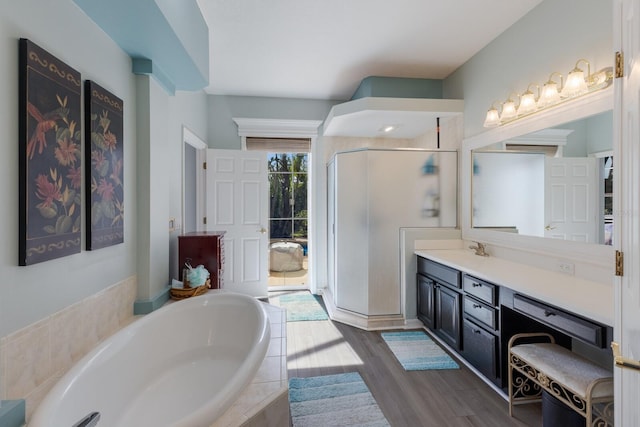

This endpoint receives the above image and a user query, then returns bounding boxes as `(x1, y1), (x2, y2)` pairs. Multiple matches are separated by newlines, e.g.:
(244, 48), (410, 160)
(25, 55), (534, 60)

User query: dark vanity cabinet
(417, 257), (462, 350)
(417, 274), (436, 329)
(417, 257), (501, 386)
(460, 274), (501, 386)
(416, 255), (614, 397)
(435, 285), (462, 350)
(178, 231), (225, 289)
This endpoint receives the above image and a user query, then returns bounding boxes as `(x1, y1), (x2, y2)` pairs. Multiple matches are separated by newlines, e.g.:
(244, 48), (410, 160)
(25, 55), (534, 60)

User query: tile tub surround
(211, 302), (289, 427)
(0, 276), (137, 422)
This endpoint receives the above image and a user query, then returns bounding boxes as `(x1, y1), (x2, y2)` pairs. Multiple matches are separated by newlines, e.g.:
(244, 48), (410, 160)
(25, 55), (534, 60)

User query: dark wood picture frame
(84, 80), (124, 250)
(18, 38), (82, 266)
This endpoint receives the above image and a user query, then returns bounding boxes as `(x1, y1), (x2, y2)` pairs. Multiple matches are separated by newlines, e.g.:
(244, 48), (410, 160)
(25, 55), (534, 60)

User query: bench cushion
(269, 242), (303, 272)
(511, 343), (613, 399)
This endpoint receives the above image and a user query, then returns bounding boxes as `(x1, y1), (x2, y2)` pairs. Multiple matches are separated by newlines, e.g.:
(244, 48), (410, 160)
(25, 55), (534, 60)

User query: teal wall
(0, 0), (209, 335)
(557, 111), (613, 157)
(350, 76), (443, 100)
(444, 0), (612, 138)
(586, 111), (614, 154)
(0, 0), (137, 338)
(73, 0), (209, 92)
(207, 95), (338, 149)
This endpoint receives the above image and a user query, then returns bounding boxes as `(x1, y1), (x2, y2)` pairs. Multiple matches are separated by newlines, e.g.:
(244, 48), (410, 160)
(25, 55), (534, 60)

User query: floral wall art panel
(84, 80), (124, 250)
(18, 38), (82, 266)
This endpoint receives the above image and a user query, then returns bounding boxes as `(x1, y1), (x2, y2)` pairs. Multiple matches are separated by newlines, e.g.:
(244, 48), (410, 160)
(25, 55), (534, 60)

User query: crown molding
(233, 118), (323, 138)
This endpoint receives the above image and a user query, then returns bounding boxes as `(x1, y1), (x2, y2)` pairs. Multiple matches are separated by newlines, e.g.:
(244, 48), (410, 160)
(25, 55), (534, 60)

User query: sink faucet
(469, 242), (489, 257)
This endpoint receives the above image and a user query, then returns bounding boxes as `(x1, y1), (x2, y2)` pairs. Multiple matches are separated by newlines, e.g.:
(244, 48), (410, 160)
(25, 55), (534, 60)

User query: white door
(614, 1), (640, 424)
(544, 157), (598, 242)
(206, 149), (269, 298)
(327, 159), (336, 302)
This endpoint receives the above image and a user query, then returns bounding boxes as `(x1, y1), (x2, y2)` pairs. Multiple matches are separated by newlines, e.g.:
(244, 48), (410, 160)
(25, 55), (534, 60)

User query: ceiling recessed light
(380, 125), (397, 133)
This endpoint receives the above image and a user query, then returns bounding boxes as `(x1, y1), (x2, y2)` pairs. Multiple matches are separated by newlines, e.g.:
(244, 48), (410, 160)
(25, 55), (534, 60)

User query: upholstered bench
(508, 332), (614, 426)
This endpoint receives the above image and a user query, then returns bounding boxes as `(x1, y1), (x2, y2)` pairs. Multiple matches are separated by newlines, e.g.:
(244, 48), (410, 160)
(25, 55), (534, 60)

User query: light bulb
(500, 99), (517, 121)
(517, 90), (537, 115)
(538, 81), (561, 108)
(483, 108), (500, 127)
(561, 68), (588, 98)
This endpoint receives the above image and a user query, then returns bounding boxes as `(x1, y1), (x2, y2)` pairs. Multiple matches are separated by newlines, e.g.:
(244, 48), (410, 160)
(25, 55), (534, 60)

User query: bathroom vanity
(415, 249), (613, 391)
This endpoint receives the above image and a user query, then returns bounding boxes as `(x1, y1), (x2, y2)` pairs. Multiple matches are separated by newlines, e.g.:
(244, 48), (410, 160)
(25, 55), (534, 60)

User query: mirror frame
(461, 88), (614, 268)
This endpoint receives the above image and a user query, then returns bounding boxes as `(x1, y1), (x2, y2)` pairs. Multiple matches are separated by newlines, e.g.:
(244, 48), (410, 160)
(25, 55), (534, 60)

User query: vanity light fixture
(560, 59), (590, 98)
(516, 84), (539, 116)
(483, 102), (501, 128)
(483, 58), (613, 128)
(537, 72), (563, 108)
(499, 95), (518, 121)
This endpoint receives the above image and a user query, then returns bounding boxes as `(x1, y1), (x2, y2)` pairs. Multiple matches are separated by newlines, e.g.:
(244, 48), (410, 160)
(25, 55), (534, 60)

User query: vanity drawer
(462, 318), (500, 384)
(464, 296), (498, 330)
(513, 294), (606, 348)
(463, 275), (497, 306)
(417, 257), (461, 288)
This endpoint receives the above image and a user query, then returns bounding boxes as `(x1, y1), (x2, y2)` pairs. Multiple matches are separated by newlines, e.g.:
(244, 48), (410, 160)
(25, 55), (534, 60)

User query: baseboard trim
(0, 400), (25, 427)
(321, 291), (407, 331)
(133, 286), (170, 315)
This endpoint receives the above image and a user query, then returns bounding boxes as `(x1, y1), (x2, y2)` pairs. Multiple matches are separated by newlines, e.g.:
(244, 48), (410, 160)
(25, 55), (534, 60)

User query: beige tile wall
(0, 276), (137, 421)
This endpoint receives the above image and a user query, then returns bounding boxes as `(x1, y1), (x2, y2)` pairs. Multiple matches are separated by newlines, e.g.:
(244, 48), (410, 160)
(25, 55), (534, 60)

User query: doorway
(268, 152), (309, 290)
(182, 127), (206, 234)
(234, 117), (322, 294)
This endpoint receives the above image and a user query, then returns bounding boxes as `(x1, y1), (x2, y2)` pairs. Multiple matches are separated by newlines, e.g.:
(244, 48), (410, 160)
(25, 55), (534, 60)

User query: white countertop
(415, 249), (614, 327)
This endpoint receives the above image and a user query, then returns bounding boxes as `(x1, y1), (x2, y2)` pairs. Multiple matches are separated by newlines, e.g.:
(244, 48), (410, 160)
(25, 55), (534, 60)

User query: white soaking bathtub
(29, 291), (271, 427)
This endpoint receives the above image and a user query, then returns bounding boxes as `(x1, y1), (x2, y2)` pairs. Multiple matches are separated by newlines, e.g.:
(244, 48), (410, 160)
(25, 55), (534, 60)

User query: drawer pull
(544, 310), (556, 317)
(474, 329), (482, 334)
(473, 303), (482, 309)
(472, 283), (482, 288)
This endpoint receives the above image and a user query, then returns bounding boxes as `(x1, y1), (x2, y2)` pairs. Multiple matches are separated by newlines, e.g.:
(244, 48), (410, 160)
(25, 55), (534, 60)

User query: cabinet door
(462, 318), (500, 385)
(417, 274), (435, 329)
(436, 284), (461, 350)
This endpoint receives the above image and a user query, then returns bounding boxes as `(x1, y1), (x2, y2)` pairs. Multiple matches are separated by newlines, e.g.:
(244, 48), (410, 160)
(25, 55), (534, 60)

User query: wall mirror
(472, 110), (612, 245)
(462, 89), (615, 265)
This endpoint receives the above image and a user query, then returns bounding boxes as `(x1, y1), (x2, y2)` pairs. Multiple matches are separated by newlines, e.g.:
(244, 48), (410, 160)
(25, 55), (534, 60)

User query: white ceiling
(197, 0), (543, 101)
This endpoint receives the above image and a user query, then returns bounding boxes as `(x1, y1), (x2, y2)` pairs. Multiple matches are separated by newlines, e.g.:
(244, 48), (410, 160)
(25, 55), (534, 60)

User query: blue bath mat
(289, 372), (390, 426)
(381, 330), (459, 371)
(278, 293), (328, 322)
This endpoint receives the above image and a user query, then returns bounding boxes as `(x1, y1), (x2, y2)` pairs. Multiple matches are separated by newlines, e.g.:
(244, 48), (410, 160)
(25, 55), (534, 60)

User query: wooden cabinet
(416, 254), (614, 394)
(178, 231), (225, 289)
(461, 274), (501, 386)
(417, 274), (435, 329)
(435, 284), (462, 350)
(462, 318), (499, 382)
(417, 258), (462, 351)
(417, 258), (498, 384)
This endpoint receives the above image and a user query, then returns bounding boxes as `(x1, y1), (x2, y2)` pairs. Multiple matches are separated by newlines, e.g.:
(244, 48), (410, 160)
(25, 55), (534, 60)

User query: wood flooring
(272, 293), (543, 427)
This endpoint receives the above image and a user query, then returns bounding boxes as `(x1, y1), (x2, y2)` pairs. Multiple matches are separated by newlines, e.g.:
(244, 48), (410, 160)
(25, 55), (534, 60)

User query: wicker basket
(170, 279), (210, 300)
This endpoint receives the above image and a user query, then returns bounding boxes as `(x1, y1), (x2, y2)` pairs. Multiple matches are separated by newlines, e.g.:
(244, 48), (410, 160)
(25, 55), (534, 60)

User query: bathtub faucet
(469, 242), (489, 257)
(72, 411), (101, 427)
